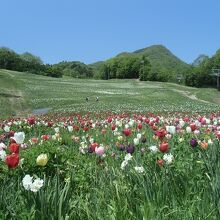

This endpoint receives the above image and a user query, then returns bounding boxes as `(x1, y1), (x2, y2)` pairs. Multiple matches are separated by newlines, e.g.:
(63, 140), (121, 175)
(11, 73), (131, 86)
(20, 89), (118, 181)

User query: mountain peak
(133, 44), (169, 54)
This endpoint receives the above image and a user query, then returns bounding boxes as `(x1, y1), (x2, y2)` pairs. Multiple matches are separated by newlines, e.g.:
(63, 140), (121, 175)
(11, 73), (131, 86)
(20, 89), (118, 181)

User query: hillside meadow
(1, 69), (220, 118)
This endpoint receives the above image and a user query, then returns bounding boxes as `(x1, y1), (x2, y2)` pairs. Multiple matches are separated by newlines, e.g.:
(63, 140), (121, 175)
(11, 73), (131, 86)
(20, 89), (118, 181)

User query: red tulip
(9, 143), (20, 154)
(8, 131), (15, 138)
(155, 117), (160, 123)
(156, 129), (166, 140)
(123, 128), (131, 136)
(190, 123), (197, 131)
(111, 124), (116, 131)
(91, 142), (99, 152)
(27, 117), (35, 125)
(5, 153), (19, 169)
(41, 135), (50, 141)
(159, 142), (169, 153)
(138, 123), (142, 129)
(145, 118), (150, 124)
(107, 117), (112, 123)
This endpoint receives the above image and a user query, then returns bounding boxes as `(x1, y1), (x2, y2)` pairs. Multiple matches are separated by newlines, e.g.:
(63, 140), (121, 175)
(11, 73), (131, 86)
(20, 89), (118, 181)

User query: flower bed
(0, 112), (220, 219)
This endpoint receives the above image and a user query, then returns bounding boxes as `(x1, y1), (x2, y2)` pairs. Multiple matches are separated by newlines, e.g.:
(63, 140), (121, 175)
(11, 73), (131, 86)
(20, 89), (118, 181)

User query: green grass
(1, 116), (220, 219)
(1, 69), (220, 118)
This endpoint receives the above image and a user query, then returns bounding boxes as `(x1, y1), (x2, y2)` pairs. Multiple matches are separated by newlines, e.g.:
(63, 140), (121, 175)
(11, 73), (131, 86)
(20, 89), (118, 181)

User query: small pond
(32, 108), (52, 115)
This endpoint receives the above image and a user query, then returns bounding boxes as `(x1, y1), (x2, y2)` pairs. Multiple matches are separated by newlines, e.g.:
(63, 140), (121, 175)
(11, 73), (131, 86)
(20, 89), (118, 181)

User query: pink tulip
(95, 146), (105, 156)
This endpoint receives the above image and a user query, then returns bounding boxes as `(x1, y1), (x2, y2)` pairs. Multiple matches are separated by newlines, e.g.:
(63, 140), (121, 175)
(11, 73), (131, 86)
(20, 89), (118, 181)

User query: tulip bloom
(163, 153), (174, 164)
(5, 153), (19, 169)
(126, 145), (135, 154)
(9, 143), (20, 154)
(190, 138), (198, 148)
(27, 117), (35, 125)
(4, 126), (10, 132)
(90, 142), (99, 152)
(0, 142), (7, 150)
(11, 132), (25, 144)
(199, 141), (208, 150)
(36, 154), (48, 166)
(95, 146), (105, 156)
(159, 142), (169, 153)
(123, 128), (131, 136)
(67, 126), (73, 132)
(41, 135), (50, 141)
(156, 129), (166, 141)
(133, 138), (139, 146)
(166, 126), (176, 134)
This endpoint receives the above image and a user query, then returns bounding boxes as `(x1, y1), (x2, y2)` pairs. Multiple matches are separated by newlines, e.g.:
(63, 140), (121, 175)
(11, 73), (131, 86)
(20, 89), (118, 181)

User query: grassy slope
(1, 69), (220, 118)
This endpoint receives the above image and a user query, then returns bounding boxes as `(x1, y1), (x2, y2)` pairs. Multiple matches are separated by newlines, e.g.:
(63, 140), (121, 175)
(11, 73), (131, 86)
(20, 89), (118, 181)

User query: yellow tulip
(36, 154), (48, 166)
(118, 136), (123, 141)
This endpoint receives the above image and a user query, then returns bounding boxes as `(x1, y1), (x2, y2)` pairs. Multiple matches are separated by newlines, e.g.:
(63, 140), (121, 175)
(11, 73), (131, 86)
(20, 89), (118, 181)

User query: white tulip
(134, 166), (144, 173)
(3, 126), (10, 132)
(166, 126), (176, 134)
(67, 126), (73, 132)
(186, 126), (192, 133)
(133, 138), (139, 145)
(12, 132), (25, 144)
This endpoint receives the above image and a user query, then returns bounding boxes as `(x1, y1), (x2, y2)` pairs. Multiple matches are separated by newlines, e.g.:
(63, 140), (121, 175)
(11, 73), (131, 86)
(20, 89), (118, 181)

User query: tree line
(0, 47), (62, 77)
(185, 50), (220, 87)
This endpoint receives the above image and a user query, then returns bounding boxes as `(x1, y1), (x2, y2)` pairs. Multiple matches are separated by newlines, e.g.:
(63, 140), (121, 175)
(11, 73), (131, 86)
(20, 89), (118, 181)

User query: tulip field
(1, 70), (220, 219)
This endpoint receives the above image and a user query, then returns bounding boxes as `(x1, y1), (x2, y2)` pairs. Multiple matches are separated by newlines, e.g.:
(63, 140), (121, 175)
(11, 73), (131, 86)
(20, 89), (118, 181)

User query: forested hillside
(1, 45), (220, 87)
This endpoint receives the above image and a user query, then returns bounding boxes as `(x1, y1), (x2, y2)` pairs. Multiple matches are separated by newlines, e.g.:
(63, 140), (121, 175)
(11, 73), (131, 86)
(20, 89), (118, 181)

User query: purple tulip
(126, 144), (135, 154)
(190, 138), (198, 148)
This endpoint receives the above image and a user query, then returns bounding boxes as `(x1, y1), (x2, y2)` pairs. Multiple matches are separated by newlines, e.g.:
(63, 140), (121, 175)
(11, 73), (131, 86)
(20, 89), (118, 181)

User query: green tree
(53, 61), (93, 78)
(0, 47), (23, 71)
(139, 56), (151, 81)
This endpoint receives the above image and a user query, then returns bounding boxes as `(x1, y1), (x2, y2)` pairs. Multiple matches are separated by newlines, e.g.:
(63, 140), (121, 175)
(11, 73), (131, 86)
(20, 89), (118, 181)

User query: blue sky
(0, 0), (219, 64)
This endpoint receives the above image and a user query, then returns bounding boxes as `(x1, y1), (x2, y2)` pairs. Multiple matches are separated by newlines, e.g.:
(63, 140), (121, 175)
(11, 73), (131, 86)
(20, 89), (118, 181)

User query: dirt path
(172, 89), (211, 103)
